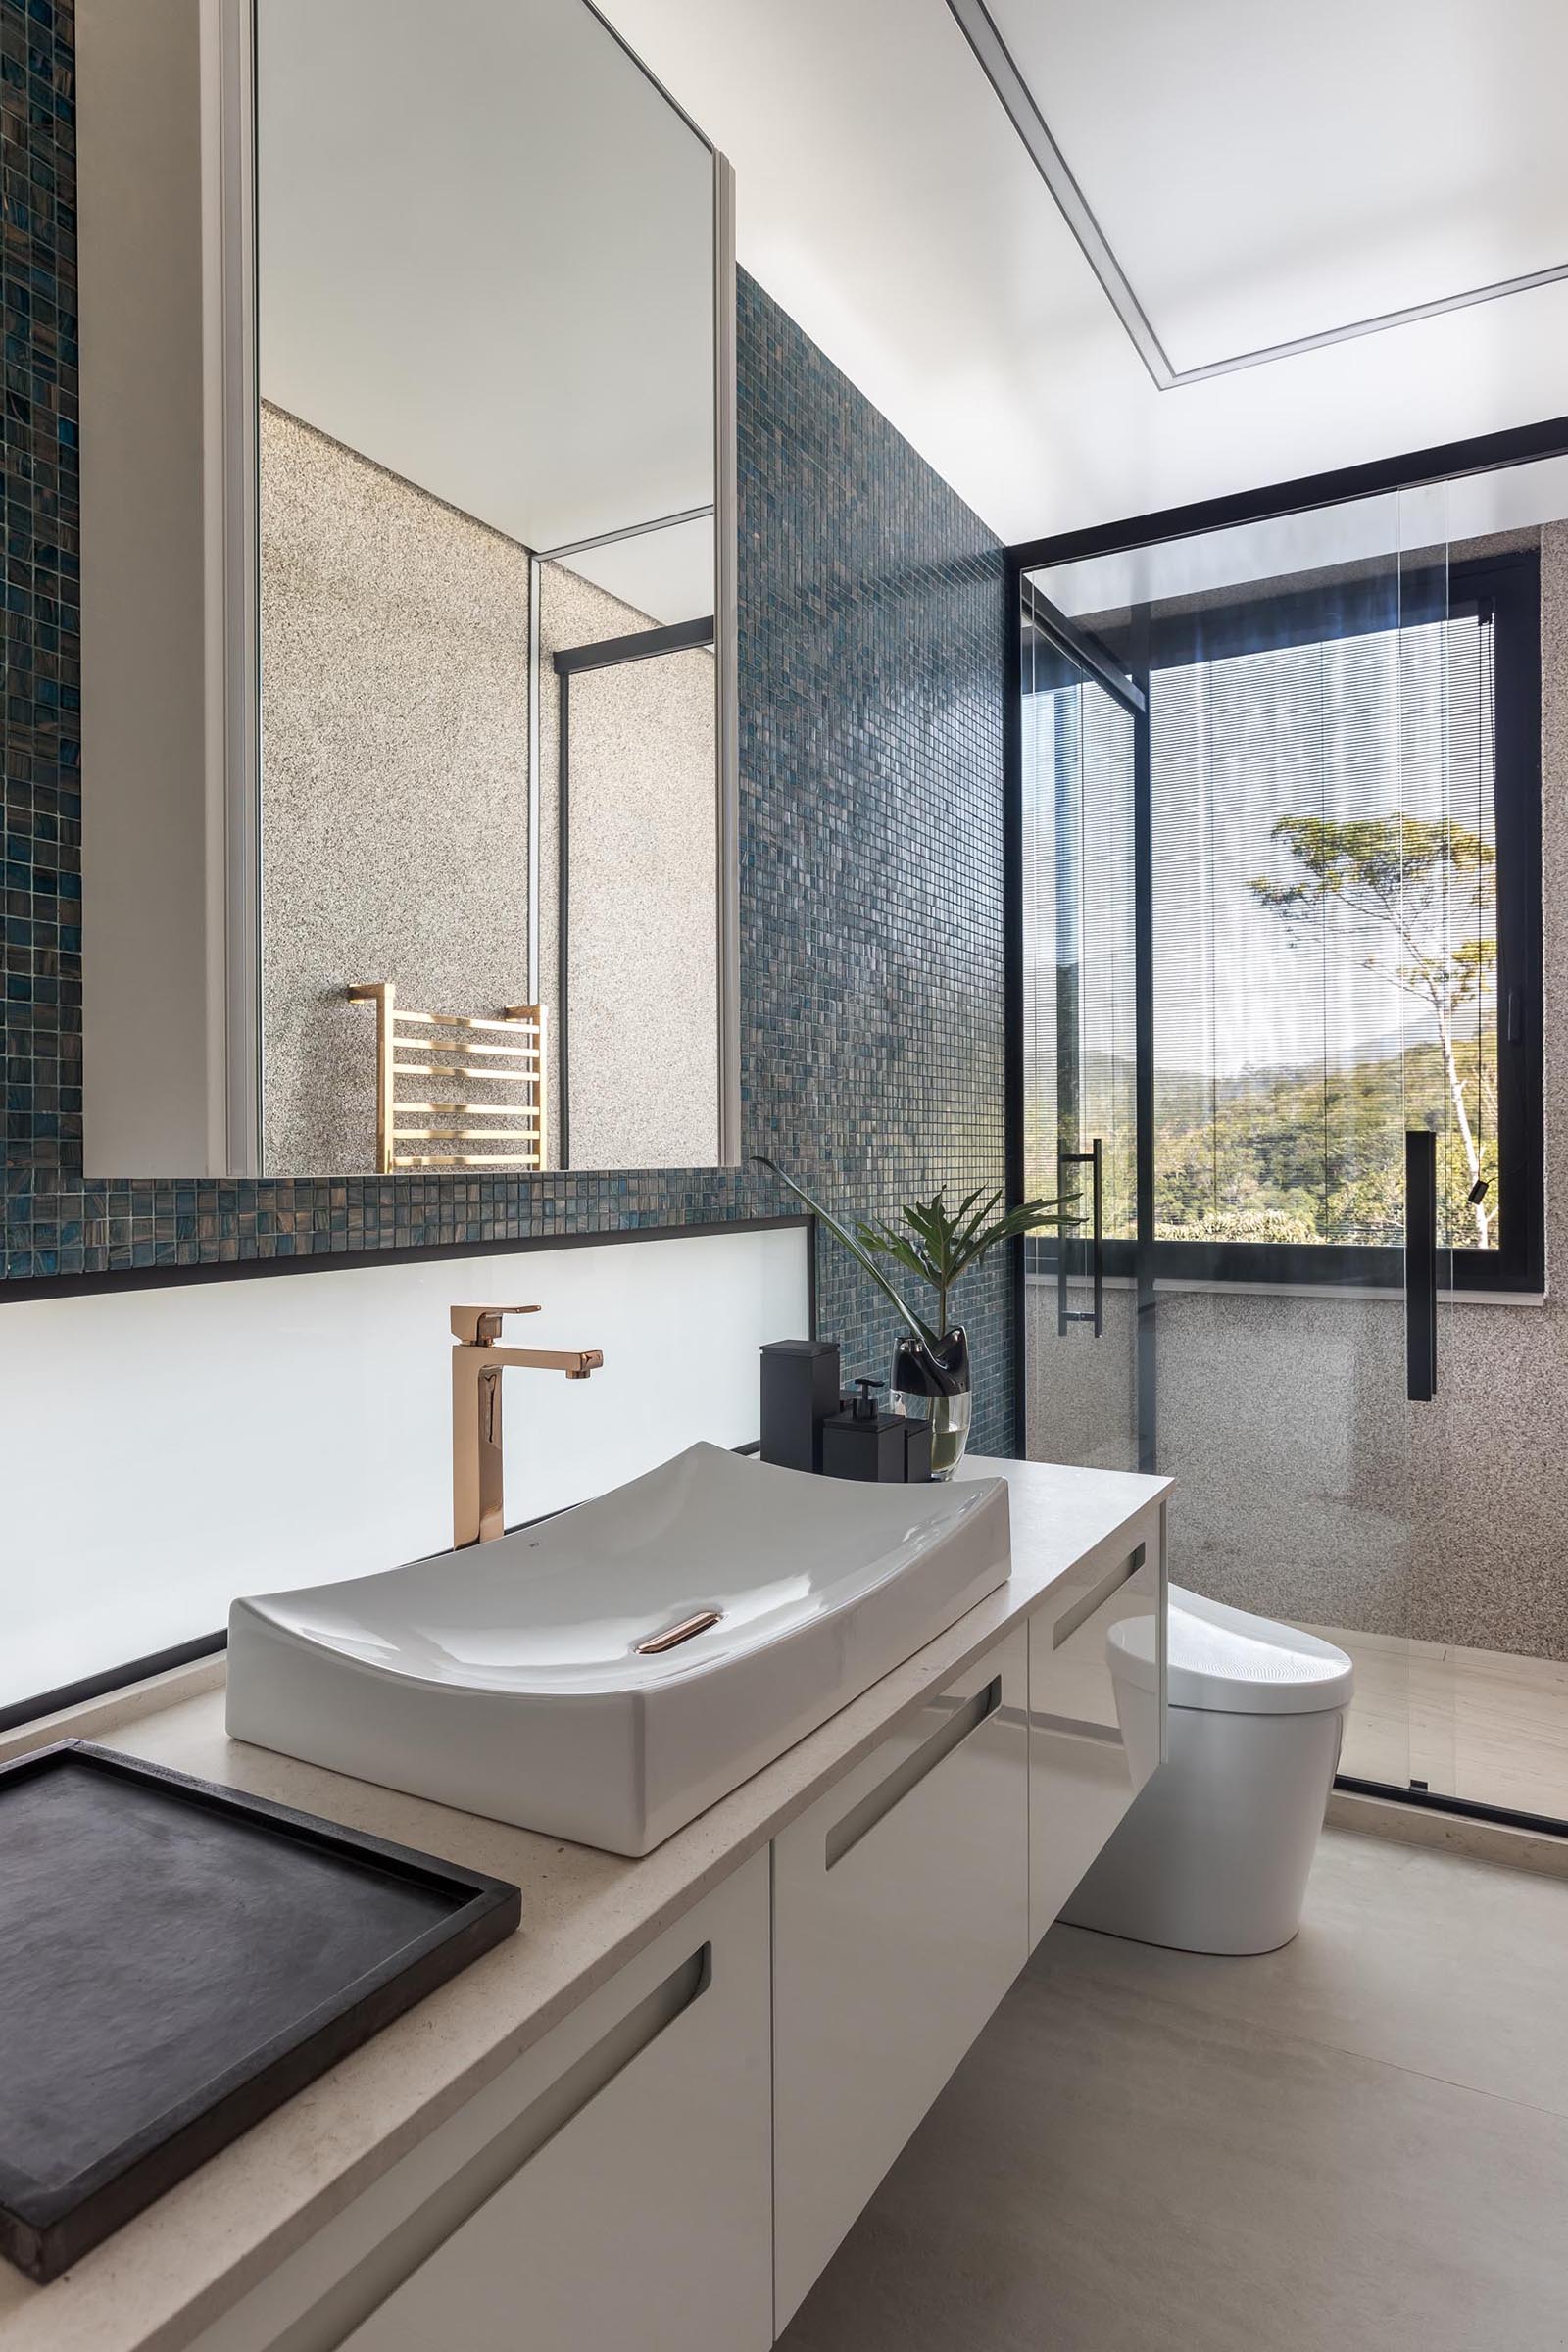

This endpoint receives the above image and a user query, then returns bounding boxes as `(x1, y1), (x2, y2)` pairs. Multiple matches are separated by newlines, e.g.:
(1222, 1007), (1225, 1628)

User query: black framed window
(1132, 551), (1539, 1293)
(1016, 549), (1544, 1298)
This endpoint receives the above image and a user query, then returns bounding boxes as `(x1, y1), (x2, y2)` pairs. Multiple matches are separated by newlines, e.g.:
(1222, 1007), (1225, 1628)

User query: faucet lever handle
(450, 1303), (543, 1346)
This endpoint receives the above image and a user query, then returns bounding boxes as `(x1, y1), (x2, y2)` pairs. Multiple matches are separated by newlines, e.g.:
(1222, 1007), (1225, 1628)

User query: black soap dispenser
(821, 1377), (907, 1484)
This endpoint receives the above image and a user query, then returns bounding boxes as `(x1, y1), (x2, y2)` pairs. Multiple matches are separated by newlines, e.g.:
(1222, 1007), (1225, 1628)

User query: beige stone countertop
(0, 1454), (1168, 2352)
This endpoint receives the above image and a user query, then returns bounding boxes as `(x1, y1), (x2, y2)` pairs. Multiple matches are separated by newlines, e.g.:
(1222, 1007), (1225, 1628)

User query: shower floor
(1316, 1625), (1568, 1825)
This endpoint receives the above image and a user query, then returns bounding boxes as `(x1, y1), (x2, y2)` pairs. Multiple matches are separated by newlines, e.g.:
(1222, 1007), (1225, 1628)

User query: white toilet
(1063, 1586), (1354, 1956)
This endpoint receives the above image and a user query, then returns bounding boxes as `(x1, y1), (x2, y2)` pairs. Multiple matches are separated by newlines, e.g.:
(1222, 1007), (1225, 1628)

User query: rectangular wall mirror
(79, 0), (739, 1180)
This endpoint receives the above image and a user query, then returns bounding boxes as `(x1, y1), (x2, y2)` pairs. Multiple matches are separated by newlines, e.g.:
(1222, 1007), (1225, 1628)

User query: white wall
(1, 1225), (808, 1715)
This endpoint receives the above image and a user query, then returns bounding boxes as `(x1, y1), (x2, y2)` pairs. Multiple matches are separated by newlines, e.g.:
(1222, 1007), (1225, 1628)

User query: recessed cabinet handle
(1053, 1544), (1146, 1650)
(506, 1944), (711, 2165)
(825, 1679), (1002, 1869)
(328, 1947), (712, 2348)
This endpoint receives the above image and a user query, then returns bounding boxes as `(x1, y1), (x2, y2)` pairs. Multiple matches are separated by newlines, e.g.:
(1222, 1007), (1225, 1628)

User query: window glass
(1149, 610), (1497, 1250)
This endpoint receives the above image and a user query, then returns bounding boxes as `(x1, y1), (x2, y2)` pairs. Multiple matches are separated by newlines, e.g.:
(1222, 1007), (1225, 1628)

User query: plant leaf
(753, 1160), (1079, 1338)
(753, 1159), (942, 1349)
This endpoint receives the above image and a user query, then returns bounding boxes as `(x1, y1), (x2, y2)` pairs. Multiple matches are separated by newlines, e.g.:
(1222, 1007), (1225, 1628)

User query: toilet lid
(1108, 1585), (1354, 1717)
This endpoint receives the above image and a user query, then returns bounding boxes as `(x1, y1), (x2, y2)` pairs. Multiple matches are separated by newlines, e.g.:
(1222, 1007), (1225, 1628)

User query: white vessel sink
(226, 1443), (1010, 1854)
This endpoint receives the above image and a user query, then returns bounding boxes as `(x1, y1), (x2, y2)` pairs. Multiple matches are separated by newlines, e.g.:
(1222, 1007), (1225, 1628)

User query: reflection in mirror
(539, 553), (717, 1170)
(254, 0), (721, 1176)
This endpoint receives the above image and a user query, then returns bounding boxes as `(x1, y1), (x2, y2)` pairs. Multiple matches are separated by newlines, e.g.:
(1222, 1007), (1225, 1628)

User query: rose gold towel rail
(347, 982), (547, 1174)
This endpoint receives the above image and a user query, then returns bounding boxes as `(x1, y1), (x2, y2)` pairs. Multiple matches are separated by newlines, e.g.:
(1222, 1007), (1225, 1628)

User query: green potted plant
(755, 1159), (1077, 1477)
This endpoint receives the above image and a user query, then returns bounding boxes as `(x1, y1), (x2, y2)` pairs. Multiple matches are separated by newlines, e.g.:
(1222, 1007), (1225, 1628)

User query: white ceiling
(596, 0), (1568, 543)
(556, 514), (716, 623)
(257, 0), (713, 569)
(987, 0), (1568, 377)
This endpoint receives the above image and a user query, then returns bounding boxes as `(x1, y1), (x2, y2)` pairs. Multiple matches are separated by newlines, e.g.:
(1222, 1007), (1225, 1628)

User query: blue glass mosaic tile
(0, 0), (1012, 1450)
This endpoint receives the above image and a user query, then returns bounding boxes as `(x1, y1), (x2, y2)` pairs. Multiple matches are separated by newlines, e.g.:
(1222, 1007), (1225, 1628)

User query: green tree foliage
(1249, 812), (1497, 1247)
(1152, 1038), (1496, 1248)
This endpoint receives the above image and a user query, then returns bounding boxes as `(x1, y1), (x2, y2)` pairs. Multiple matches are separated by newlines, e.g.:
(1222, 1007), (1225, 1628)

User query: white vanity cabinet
(770, 1630), (1030, 2329)
(340, 1859), (771, 2352)
(149, 1464), (1169, 2352)
(1028, 1499), (1166, 1945)
(192, 1855), (773, 2352)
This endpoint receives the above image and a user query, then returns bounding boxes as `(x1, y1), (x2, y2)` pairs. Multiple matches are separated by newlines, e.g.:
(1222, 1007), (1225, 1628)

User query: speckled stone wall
(259, 405), (532, 1175)
(0, 0), (1012, 1447)
(536, 558), (719, 1172)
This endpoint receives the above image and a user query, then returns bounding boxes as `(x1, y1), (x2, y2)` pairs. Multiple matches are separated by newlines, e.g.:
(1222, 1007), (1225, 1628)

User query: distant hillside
(1024, 1034), (1497, 1250)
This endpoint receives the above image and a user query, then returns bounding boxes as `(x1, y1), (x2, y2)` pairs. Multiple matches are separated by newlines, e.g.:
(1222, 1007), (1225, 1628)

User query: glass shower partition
(1019, 587), (1143, 1480)
(1019, 485), (1480, 1801)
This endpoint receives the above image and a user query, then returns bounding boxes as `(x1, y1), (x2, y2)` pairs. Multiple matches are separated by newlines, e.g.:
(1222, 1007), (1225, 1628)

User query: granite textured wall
(536, 557), (719, 1172)
(259, 405), (532, 1175)
(0, 0), (1012, 1447)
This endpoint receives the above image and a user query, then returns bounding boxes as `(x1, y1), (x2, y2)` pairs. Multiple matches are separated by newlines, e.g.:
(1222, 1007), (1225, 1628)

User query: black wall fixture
(1404, 1128), (1439, 1404)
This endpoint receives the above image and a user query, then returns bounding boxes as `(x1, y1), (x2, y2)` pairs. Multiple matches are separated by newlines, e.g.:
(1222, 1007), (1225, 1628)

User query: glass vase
(890, 1327), (973, 1480)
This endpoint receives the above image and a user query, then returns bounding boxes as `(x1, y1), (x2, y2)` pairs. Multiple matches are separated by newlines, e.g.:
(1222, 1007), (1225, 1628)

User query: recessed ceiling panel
(595, 0), (1568, 540)
(986, 0), (1568, 374)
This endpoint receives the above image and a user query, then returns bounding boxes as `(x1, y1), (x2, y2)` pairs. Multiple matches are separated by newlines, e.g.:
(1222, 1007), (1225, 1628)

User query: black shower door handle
(1057, 1137), (1104, 1340)
(1405, 1128), (1438, 1403)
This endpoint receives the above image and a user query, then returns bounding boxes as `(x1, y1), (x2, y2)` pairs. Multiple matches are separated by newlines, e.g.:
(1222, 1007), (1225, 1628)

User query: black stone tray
(0, 1741), (521, 2284)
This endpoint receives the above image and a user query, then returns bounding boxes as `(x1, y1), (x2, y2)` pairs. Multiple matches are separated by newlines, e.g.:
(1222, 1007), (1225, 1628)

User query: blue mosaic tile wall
(0, 0), (1012, 1452)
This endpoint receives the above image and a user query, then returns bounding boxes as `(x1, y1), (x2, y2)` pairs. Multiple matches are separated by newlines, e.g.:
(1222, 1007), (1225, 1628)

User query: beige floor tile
(780, 1838), (1568, 2352)
(1329, 1785), (1568, 1880)
(1037, 1828), (1568, 2119)
(1314, 1625), (1568, 1819)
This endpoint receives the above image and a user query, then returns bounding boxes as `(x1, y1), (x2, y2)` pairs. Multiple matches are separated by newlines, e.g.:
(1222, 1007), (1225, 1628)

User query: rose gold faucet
(451, 1305), (604, 1547)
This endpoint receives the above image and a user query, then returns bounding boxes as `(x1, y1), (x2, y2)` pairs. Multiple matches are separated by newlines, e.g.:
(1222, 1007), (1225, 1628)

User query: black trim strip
(1008, 414), (1568, 574)
(1022, 579), (1145, 712)
(552, 615), (715, 676)
(0, 1636), (229, 1739)
(1004, 568), (1027, 1456)
(0, 1213), (810, 1307)
(1028, 1233), (1545, 1298)
(1336, 1775), (1568, 1843)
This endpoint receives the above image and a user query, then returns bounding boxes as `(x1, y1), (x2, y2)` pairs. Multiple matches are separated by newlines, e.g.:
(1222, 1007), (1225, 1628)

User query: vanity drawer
(193, 1856), (774, 2352)
(1029, 1501), (1165, 1945)
(335, 1854), (771, 2351)
(771, 1629), (1029, 2329)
